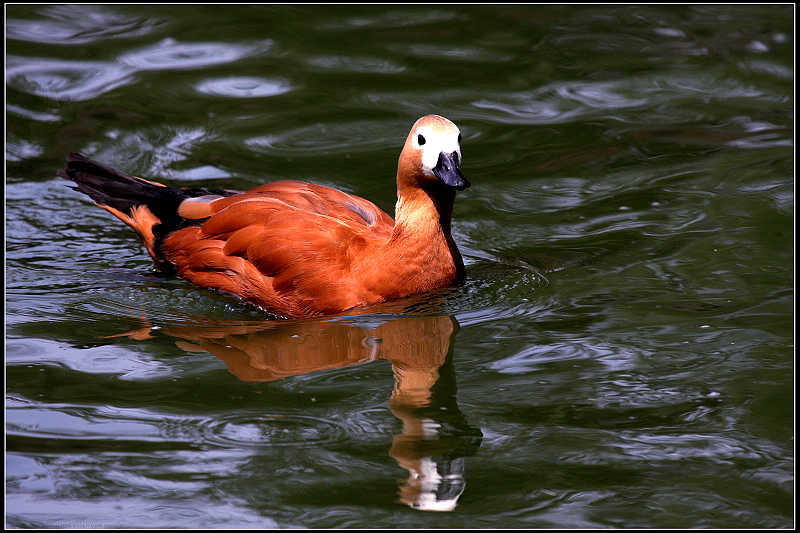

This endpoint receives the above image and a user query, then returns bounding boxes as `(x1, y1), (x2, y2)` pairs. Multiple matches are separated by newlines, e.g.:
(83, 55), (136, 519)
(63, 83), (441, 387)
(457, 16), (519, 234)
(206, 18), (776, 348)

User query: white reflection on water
(6, 57), (136, 102)
(6, 137), (45, 162)
(6, 103), (61, 122)
(489, 341), (640, 374)
(5, 4), (161, 45)
(119, 38), (272, 71)
(195, 76), (293, 98)
(87, 127), (223, 181)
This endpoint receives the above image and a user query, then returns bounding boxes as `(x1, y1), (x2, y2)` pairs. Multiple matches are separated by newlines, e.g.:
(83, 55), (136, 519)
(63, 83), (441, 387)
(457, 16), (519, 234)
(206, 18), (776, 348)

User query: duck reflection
(130, 312), (481, 511)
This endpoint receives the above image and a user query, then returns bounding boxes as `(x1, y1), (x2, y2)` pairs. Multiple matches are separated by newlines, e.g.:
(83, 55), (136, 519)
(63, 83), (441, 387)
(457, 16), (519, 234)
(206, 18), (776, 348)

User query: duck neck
(385, 182), (465, 283)
(393, 183), (456, 238)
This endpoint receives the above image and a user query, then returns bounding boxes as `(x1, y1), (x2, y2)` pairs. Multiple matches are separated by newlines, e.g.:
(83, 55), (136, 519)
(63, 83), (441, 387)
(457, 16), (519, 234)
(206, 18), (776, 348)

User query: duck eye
(417, 134), (426, 146)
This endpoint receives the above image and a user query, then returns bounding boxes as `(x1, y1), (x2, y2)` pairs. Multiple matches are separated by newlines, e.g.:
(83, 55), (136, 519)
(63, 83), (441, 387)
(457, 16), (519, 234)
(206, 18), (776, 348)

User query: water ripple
(322, 10), (460, 30)
(610, 431), (779, 464)
(6, 57), (135, 102)
(195, 76), (292, 98)
(7, 402), (168, 442)
(489, 341), (639, 374)
(8, 36), (274, 102)
(202, 412), (349, 448)
(389, 43), (512, 63)
(450, 261), (550, 326)
(6, 137), (44, 162)
(246, 120), (408, 156)
(470, 74), (776, 125)
(306, 55), (406, 74)
(119, 38), (272, 71)
(6, 5), (161, 45)
(7, 103), (61, 122)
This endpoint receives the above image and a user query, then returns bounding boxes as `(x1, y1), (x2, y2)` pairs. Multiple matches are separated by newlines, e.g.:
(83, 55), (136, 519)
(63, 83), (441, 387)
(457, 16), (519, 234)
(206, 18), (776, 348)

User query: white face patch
(412, 125), (462, 177)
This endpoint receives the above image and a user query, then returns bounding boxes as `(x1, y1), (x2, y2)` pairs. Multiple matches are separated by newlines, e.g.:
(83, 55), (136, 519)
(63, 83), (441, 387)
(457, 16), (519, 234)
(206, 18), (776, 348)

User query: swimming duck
(59, 114), (470, 318)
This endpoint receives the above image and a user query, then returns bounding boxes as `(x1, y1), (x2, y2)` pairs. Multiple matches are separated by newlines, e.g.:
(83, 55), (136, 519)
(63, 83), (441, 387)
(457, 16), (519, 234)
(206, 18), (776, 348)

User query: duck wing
(162, 180), (395, 316)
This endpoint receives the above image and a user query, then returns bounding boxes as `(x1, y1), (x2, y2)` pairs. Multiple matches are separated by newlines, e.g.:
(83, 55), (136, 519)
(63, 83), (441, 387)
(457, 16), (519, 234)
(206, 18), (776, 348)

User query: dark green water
(5, 4), (794, 528)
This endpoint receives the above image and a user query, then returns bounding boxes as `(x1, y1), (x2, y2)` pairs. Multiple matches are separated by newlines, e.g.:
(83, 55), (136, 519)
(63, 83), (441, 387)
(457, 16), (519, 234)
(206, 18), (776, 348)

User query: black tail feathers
(58, 152), (191, 233)
(59, 152), (239, 237)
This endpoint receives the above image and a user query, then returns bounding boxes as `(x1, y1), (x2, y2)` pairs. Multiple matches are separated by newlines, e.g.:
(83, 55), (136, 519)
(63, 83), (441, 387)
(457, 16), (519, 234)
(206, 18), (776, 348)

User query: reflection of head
(389, 348), (482, 512)
(397, 456), (466, 512)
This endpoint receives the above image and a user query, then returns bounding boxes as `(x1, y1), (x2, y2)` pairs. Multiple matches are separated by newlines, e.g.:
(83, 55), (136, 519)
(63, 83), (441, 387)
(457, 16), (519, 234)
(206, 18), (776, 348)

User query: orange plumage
(60, 115), (470, 318)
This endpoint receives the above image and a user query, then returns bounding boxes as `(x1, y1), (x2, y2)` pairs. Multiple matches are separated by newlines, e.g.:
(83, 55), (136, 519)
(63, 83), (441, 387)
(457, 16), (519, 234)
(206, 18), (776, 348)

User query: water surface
(5, 4), (794, 528)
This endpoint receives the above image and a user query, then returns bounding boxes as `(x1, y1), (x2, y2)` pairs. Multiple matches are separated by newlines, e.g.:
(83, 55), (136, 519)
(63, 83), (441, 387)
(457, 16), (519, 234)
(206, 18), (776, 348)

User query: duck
(59, 114), (470, 318)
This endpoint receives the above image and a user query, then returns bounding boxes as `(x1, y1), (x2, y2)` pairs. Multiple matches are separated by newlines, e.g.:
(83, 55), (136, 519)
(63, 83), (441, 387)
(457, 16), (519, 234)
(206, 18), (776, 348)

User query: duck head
(397, 115), (470, 192)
